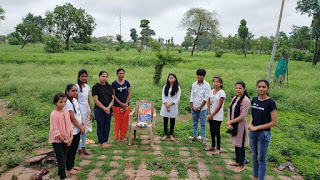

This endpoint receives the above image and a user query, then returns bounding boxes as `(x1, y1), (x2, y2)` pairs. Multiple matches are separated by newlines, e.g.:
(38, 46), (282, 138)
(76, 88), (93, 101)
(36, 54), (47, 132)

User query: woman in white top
(206, 76), (226, 155)
(64, 84), (85, 174)
(76, 69), (93, 158)
(160, 73), (181, 141)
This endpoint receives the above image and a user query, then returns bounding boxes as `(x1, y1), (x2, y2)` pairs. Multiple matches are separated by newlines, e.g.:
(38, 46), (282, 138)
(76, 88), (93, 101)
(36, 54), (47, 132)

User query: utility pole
(267, 0), (285, 82)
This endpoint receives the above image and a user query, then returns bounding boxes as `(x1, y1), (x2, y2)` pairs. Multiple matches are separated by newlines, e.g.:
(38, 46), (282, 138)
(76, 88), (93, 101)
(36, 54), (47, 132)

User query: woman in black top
(92, 71), (114, 148)
(248, 79), (277, 180)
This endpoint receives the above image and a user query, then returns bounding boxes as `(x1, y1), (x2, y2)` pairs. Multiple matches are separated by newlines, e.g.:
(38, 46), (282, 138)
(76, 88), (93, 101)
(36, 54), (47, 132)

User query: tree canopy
(296, 0), (320, 65)
(179, 8), (219, 56)
(0, 6), (5, 20)
(139, 19), (155, 53)
(45, 3), (96, 50)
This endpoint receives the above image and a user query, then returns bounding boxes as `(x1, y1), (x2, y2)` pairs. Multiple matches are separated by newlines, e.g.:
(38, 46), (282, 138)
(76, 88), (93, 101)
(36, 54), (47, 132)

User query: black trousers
(235, 132), (246, 166)
(163, 117), (175, 135)
(66, 132), (80, 171)
(209, 120), (222, 150)
(52, 142), (68, 179)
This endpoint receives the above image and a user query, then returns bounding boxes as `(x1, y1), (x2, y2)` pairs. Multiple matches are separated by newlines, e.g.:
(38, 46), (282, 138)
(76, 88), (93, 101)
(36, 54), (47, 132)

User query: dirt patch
(98, 155), (107, 159)
(87, 168), (102, 180)
(232, 174), (242, 179)
(79, 160), (91, 166)
(95, 161), (105, 167)
(126, 162), (134, 169)
(176, 113), (192, 122)
(109, 161), (120, 167)
(112, 155), (123, 160)
(0, 99), (18, 121)
(214, 165), (224, 170)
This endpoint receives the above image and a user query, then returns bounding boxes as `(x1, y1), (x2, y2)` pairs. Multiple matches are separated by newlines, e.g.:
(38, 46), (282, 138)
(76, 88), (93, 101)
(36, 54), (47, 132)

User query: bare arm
(210, 97), (224, 116)
(93, 95), (107, 110)
(68, 110), (85, 133)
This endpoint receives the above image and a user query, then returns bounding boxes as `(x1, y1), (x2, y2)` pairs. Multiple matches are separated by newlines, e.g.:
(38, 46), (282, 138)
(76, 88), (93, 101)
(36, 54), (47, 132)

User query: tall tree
(289, 25), (311, 50)
(296, 0), (320, 65)
(139, 19), (155, 53)
(181, 31), (194, 50)
(13, 22), (43, 49)
(238, 19), (251, 57)
(116, 34), (123, 49)
(130, 28), (138, 47)
(179, 8), (219, 56)
(45, 3), (96, 50)
(23, 12), (45, 29)
(0, 6), (5, 20)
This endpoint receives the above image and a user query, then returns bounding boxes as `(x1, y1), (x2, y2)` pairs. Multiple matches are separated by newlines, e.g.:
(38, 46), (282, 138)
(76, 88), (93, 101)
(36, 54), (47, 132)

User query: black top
(92, 82), (113, 109)
(251, 97), (277, 131)
(112, 80), (131, 107)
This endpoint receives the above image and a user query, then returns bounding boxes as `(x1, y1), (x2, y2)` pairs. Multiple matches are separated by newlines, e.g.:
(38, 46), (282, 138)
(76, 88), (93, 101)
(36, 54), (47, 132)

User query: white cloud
(0, 0), (312, 44)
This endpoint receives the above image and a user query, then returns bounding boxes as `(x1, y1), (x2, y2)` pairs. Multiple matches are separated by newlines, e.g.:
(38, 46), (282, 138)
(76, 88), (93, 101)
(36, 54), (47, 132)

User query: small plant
(44, 36), (64, 53)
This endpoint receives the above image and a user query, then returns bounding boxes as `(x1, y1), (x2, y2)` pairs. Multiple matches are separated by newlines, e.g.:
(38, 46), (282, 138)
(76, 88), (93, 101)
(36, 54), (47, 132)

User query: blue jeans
(250, 131), (271, 180)
(78, 133), (87, 150)
(191, 109), (207, 140)
(94, 107), (112, 144)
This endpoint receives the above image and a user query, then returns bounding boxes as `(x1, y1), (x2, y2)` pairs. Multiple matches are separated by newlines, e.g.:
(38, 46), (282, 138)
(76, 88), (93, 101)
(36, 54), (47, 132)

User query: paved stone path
(0, 134), (303, 180)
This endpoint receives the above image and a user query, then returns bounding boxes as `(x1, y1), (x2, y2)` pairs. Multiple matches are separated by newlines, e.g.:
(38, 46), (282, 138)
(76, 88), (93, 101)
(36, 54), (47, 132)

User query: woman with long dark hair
(249, 79), (278, 180)
(160, 73), (181, 141)
(226, 81), (250, 172)
(76, 69), (93, 157)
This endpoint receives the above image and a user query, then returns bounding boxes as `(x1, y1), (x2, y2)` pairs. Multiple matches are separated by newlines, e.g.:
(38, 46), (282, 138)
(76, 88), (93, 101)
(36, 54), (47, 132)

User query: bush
(304, 53), (313, 62)
(125, 45), (130, 51)
(44, 36), (64, 53)
(114, 46), (121, 51)
(236, 49), (243, 55)
(290, 49), (305, 61)
(73, 43), (104, 51)
(8, 37), (23, 45)
(215, 48), (225, 58)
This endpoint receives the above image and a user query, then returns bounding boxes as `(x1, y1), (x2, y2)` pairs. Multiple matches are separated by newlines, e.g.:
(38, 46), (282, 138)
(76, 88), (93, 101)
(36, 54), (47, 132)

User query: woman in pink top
(226, 81), (250, 172)
(49, 93), (73, 180)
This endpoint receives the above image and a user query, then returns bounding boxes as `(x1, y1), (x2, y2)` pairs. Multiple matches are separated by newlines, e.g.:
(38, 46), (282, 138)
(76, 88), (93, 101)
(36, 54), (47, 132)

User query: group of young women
(160, 69), (277, 180)
(49, 68), (277, 180)
(49, 68), (130, 180)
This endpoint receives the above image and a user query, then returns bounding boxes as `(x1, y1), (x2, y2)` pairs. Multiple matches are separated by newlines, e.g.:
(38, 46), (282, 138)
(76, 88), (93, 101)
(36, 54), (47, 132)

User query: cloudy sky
(0, 0), (312, 44)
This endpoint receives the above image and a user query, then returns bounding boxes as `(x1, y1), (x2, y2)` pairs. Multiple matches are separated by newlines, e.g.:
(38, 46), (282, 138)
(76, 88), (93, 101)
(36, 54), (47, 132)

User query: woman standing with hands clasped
(249, 79), (277, 180)
(226, 81), (250, 172)
(92, 71), (114, 148)
(160, 73), (181, 141)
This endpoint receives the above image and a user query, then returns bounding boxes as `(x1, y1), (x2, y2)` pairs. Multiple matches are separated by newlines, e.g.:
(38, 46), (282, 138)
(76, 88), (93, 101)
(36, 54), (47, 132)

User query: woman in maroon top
(226, 81), (250, 172)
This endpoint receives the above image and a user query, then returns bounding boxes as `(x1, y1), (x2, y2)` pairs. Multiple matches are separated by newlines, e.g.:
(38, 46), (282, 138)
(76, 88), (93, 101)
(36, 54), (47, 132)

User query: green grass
(0, 43), (319, 179)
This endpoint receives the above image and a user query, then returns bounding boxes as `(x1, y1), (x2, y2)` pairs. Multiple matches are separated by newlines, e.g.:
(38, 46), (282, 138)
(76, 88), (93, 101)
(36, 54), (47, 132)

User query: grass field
(0, 43), (319, 179)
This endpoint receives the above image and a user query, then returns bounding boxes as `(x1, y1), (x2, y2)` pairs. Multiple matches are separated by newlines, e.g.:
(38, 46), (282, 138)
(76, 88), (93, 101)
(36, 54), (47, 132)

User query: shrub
(125, 45), (130, 51)
(304, 53), (313, 62)
(290, 49), (305, 61)
(114, 46), (121, 51)
(44, 36), (64, 53)
(215, 48), (224, 58)
(236, 49), (243, 55)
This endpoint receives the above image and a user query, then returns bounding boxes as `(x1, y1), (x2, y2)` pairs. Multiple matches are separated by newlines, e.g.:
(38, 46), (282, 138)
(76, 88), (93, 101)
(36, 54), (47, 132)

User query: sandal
(287, 162), (295, 172)
(277, 162), (288, 171)
(189, 136), (197, 141)
(204, 147), (215, 151)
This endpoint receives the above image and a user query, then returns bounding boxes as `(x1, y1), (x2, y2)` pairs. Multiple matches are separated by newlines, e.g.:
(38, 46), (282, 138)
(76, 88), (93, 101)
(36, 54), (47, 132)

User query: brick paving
(0, 135), (305, 180)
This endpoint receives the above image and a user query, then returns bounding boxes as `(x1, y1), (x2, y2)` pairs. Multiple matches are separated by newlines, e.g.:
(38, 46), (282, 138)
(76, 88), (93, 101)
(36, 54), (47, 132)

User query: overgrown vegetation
(0, 44), (319, 179)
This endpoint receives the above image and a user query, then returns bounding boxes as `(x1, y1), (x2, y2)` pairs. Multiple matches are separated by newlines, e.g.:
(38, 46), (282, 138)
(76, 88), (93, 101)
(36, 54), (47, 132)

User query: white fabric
(160, 86), (181, 118)
(208, 89), (226, 121)
(64, 98), (83, 135)
(190, 80), (211, 110)
(76, 84), (92, 132)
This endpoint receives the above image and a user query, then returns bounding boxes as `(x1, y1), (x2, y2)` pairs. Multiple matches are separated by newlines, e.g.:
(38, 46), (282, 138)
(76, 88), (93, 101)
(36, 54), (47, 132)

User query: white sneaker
(197, 136), (202, 140)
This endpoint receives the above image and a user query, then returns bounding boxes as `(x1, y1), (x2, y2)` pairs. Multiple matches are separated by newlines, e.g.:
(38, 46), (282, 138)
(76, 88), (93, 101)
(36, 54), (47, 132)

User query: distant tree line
(1, 1), (319, 65)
